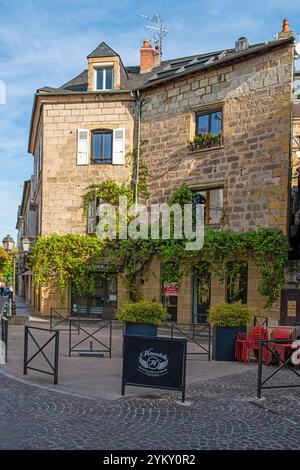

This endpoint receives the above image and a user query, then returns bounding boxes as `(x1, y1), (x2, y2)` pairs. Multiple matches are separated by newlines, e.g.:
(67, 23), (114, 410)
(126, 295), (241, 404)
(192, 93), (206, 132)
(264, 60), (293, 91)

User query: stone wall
(29, 42), (294, 319)
(32, 93), (135, 314)
(41, 93), (135, 236)
(116, 256), (280, 323)
(140, 42), (294, 235)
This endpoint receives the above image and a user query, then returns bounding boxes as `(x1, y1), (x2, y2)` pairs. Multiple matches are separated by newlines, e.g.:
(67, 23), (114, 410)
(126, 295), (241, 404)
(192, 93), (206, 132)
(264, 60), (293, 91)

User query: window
(226, 263), (248, 304)
(92, 130), (113, 164)
(95, 67), (113, 91)
(194, 110), (223, 150)
(193, 188), (223, 225)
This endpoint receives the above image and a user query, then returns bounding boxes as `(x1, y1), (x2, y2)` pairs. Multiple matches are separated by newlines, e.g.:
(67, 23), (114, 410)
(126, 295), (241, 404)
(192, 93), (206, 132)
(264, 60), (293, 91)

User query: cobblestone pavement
(0, 368), (300, 450)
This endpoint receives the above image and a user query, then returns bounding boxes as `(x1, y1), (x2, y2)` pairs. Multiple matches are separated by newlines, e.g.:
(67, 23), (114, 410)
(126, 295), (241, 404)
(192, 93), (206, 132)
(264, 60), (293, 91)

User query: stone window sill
(188, 145), (224, 156)
(90, 160), (113, 165)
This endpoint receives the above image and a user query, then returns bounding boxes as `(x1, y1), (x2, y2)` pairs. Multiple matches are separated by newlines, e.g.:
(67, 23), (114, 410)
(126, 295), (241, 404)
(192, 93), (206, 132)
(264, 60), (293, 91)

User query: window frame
(193, 187), (224, 225)
(194, 108), (223, 150)
(91, 129), (113, 164)
(94, 66), (114, 91)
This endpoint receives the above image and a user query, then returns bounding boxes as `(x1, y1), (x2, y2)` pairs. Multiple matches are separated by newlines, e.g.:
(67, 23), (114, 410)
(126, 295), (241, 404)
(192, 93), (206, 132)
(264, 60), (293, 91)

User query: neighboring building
(16, 178), (37, 303)
(20, 20), (297, 322)
(282, 70), (300, 322)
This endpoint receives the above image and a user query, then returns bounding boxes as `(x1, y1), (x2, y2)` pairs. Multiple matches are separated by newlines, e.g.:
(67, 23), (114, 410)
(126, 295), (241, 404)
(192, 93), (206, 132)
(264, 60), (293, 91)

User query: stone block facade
(141, 43), (293, 235)
(25, 38), (294, 322)
(40, 93), (134, 236)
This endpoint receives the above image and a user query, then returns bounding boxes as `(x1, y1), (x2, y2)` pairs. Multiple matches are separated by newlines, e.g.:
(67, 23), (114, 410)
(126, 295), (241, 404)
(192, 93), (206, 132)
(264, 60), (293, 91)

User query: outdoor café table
(68, 316), (112, 357)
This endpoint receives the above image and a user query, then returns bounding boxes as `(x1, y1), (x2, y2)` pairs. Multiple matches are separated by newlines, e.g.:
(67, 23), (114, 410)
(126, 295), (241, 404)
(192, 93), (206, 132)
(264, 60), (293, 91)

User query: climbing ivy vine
(32, 234), (103, 298)
(32, 178), (290, 309)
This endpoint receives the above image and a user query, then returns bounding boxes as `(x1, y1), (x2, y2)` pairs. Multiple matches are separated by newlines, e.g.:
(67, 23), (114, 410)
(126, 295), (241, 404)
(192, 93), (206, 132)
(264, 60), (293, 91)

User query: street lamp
(21, 237), (30, 254)
(2, 234), (15, 252)
(2, 235), (16, 316)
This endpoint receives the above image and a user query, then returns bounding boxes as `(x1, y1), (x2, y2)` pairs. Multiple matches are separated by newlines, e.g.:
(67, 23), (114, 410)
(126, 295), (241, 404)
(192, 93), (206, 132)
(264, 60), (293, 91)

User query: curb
(0, 367), (98, 402)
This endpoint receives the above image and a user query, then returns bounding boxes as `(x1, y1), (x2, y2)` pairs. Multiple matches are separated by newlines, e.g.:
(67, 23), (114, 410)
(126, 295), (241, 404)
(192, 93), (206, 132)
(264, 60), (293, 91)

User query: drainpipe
(134, 89), (141, 206)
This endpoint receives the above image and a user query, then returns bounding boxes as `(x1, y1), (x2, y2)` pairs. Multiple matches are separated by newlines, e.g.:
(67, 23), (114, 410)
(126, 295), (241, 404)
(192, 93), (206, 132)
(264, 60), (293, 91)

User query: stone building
(16, 178), (37, 303)
(22, 21), (298, 323)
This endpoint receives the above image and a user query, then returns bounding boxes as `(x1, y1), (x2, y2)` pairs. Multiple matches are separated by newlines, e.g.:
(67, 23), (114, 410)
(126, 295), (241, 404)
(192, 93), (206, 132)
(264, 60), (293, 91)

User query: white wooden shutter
(112, 128), (125, 165)
(77, 129), (90, 165)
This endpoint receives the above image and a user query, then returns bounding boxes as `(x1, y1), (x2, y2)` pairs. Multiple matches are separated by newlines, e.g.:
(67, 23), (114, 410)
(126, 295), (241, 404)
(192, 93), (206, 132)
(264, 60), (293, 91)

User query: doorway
(71, 273), (117, 319)
(192, 274), (211, 323)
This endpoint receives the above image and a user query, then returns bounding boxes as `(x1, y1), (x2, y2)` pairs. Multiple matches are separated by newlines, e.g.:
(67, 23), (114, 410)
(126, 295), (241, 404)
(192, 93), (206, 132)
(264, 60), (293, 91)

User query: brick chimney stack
(140, 41), (161, 74)
(282, 18), (289, 33)
(278, 18), (294, 39)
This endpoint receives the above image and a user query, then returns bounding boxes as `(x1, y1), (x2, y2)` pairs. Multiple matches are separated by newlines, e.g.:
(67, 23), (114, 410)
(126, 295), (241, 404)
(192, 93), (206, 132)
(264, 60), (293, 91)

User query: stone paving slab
(1, 321), (258, 400)
(1, 315), (300, 449)
(0, 366), (300, 449)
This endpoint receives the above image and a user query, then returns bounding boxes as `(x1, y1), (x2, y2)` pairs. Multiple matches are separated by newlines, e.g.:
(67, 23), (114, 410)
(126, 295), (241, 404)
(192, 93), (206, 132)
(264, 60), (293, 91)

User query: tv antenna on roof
(141, 13), (169, 56)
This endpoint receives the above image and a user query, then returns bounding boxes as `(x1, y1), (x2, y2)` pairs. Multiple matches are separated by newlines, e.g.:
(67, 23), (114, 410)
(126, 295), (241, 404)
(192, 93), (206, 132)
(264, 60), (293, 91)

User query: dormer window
(94, 65), (113, 91)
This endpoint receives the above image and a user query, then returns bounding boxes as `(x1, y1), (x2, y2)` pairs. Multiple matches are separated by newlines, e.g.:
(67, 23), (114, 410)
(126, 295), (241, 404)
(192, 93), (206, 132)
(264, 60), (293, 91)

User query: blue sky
(0, 0), (299, 242)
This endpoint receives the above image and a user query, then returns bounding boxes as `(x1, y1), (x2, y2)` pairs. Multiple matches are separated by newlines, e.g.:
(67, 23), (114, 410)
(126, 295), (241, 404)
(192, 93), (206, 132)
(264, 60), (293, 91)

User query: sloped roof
(35, 36), (293, 95)
(87, 41), (119, 59)
(59, 70), (88, 92)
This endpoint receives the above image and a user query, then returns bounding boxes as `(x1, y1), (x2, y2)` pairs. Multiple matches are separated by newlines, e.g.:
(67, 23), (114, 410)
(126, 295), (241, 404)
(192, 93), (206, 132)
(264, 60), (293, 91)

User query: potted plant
(116, 300), (171, 337)
(191, 132), (222, 151)
(208, 301), (253, 361)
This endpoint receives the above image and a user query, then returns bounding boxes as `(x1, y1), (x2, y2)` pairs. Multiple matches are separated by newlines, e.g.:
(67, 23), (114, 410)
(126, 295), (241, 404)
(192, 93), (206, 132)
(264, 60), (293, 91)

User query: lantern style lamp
(21, 237), (30, 254)
(2, 234), (15, 252)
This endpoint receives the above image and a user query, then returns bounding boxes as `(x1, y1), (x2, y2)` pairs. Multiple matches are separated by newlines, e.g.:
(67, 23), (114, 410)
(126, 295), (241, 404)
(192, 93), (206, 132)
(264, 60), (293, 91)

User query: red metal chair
(269, 328), (293, 366)
(235, 325), (268, 364)
(250, 325), (267, 359)
(235, 332), (255, 363)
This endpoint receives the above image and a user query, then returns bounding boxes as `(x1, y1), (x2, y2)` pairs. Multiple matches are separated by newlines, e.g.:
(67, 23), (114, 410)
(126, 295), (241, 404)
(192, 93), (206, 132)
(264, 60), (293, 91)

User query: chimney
(235, 37), (249, 52)
(283, 18), (289, 33)
(140, 41), (160, 74)
(278, 18), (294, 39)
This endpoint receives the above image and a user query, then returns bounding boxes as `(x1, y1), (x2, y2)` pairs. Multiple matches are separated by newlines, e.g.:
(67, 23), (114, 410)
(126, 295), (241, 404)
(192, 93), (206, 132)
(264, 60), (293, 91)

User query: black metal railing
(68, 317), (112, 357)
(257, 339), (300, 398)
(1, 315), (8, 363)
(50, 307), (71, 331)
(254, 315), (269, 328)
(159, 322), (211, 360)
(23, 326), (59, 384)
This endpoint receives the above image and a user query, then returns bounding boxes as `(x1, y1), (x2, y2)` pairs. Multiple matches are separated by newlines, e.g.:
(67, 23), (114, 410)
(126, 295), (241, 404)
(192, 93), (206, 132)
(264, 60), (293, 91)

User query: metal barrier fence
(1, 300), (8, 317)
(23, 326), (59, 384)
(257, 339), (300, 398)
(50, 307), (74, 331)
(0, 301), (9, 363)
(1, 315), (8, 363)
(254, 315), (269, 328)
(158, 322), (211, 360)
(68, 317), (112, 357)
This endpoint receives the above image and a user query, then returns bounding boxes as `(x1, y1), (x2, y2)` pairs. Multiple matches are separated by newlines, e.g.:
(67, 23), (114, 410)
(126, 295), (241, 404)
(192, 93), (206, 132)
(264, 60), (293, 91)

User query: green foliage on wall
(32, 234), (103, 297)
(32, 181), (290, 309)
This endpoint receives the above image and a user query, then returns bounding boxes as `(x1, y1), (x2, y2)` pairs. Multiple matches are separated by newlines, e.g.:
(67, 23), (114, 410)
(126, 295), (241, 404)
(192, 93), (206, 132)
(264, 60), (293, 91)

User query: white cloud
(0, 0), (299, 240)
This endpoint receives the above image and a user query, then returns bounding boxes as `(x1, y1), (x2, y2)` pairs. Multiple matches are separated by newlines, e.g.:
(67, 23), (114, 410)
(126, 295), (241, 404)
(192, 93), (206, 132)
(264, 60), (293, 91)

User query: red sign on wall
(163, 284), (179, 296)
